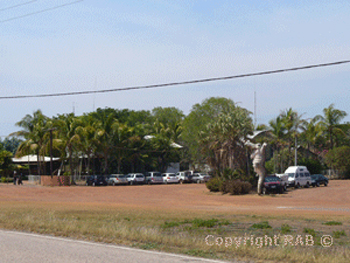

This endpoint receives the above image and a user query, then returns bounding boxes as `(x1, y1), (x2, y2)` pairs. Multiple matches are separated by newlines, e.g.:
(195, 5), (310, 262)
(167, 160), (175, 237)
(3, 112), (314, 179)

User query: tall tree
(200, 103), (253, 174)
(13, 110), (49, 175)
(182, 97), (238, 169)
(53, 113), (82, 181)
(318, 104), (347, 149)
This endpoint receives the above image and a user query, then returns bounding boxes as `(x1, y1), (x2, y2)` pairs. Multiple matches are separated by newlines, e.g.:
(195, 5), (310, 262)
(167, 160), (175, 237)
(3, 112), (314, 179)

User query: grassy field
(1, 200), (349, 263)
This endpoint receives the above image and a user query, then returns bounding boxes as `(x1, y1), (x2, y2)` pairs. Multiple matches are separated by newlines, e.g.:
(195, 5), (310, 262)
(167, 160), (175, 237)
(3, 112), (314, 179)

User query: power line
(0, 0), (38, 12)
(0, 60), (349, 100)
(0, 0), (83, 23)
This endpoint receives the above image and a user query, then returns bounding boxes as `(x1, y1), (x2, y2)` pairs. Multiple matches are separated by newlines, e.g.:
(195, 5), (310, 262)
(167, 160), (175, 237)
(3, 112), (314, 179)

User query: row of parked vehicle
(85, 171), (211, 186)
(263, 166), (329, 195)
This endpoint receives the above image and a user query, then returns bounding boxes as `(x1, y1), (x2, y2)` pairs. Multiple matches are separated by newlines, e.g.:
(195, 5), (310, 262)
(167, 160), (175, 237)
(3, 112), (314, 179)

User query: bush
(251, 221), (272, 229)
(206, 177), (222, 192)
(1, 176), (13, 183)
(220, 179), (252, 195)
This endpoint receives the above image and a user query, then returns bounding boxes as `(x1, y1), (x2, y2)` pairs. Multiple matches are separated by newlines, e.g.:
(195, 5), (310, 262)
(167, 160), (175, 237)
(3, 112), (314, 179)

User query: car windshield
(153, 172), (162, 177)
(136, 175), (143, 178)
(118, 175), (126, 178)
(311, 174), (318, 179)
(287, 173), (295, 178)
(265, 177), (280, 182)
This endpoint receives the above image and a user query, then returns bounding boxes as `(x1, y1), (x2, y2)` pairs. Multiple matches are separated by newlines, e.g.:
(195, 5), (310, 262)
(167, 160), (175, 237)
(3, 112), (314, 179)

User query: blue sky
(1, 0), (350, 136)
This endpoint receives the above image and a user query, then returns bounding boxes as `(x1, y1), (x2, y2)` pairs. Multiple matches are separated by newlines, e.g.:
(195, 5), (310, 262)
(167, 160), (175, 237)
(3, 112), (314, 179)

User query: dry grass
(1, 201), (349, 263)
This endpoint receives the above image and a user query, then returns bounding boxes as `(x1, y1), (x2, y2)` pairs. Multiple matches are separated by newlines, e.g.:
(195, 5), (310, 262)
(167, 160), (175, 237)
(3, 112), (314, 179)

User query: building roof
(12, 155), (60, 163)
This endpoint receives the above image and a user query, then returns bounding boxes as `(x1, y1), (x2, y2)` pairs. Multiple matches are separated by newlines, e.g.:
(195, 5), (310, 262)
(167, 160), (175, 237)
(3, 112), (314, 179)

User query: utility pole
(254, 91), (257, 127)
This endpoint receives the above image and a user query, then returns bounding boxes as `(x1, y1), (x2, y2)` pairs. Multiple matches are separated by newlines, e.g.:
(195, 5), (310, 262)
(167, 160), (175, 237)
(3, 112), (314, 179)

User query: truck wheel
(324, 182), (328, 187)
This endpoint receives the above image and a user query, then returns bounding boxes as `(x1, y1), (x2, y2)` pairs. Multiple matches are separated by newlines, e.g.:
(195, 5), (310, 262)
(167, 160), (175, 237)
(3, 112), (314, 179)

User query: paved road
(0, 230), (238, 263)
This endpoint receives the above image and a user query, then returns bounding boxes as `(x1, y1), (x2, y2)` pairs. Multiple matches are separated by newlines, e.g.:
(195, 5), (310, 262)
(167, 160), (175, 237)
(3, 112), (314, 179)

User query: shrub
(281, 224), (292, 234)
(227, 179), (252, 195)
(191, 218), (219, 228)
(333, 230), (346, 238)
(251, 221), (272, 229)
(206, 177), (222, 192)
(1, 177), (13, 183)
(323, 221), (342, 226)
(303, 228), (316, 236)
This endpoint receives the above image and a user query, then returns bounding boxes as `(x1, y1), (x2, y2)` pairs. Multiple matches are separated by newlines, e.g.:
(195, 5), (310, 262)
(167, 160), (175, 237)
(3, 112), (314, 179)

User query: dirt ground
(1, 180), (350, 217)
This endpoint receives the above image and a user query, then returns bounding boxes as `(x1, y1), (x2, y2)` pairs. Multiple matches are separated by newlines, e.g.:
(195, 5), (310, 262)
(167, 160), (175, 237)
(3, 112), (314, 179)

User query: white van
(284, 166), (312, 188)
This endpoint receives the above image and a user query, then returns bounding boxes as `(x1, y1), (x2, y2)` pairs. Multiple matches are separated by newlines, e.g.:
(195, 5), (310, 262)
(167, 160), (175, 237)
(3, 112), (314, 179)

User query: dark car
(263, 176), (284, 194)
(86, 175), (108, 186)
(311, 174), (329, 187)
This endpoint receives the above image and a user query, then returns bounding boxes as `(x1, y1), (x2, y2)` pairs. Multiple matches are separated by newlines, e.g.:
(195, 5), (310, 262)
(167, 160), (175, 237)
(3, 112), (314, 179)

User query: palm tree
(280, 108), (304, 166)
(93, 109), (119, 174)
(12, 110), (49, 175)
(53, 113), (82, 182)
(317, 104), (347, 149)
(111, 121), (134, 173)
(269, 115), (287, 173)
(76, 114), (98, 175)
(300, 116), (323, 157)
(200, 105), (253, 174)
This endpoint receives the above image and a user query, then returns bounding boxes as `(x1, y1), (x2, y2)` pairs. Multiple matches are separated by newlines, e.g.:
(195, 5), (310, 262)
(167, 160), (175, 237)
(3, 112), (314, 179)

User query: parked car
(86, 175), (107, 186)
(311, 174), (329, 187)
(145, 171), (163, 185)
(263, 176), (284, 194)
(126, 173), (145, 185)
(162, 173), (179, 184)
(285, 166), (312, 188)
(191, 173), (210, 183)
(274, 173), (288, 191)
(176, 171), (193, 184)
(107, 174), (128, 186)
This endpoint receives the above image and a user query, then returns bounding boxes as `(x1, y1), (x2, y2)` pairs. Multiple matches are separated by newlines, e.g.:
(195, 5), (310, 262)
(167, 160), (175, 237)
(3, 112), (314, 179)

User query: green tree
(318, 104), (347, 149)
(76, 114), (99, 175)
(200, 103), (253, 174)
(13, 110), (50, 175)
(324, 146), (350, 178)
(92, 108), (119, 174)
(182, 97), (238, 169)
(53, 113), (82, 181)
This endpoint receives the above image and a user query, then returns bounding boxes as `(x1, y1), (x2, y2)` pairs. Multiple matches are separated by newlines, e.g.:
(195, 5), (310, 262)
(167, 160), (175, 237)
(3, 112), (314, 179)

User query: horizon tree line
(5, 97), (350, 180)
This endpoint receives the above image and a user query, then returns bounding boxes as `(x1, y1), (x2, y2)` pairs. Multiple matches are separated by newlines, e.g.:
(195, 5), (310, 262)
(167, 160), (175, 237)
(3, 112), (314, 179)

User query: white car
(162, 173), (179, 184)
(192, 173), (210, 183)
(107, 174), (128, 186)
(126, 173), (145, 185)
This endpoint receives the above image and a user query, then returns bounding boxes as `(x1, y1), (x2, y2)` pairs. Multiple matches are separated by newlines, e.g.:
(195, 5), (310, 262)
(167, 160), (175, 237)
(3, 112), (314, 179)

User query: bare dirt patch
(1, 180), (349, 217)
